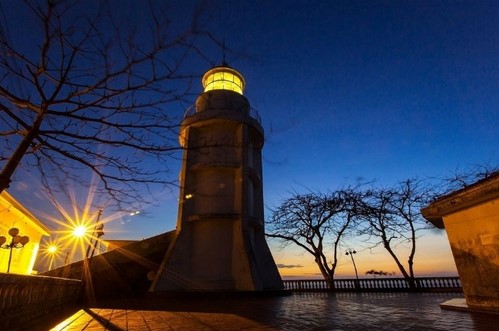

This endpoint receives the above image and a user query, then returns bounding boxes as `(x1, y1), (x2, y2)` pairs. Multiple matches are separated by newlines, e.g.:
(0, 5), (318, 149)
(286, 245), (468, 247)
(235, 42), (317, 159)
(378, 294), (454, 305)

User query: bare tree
(0, 0), (212, 208)
(266, 189), (361, 286)
(359, 179), (434, 288)
(436, 164), (499, 196)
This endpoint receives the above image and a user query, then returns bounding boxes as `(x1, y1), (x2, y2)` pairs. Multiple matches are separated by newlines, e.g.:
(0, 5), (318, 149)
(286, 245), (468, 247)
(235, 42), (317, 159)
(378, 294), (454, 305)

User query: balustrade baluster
(282, 276), (461, 292)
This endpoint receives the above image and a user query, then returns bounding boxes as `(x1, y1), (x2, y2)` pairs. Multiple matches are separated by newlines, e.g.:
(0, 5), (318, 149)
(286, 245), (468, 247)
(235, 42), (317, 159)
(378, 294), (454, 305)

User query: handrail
(283, 277), (462, 292)
(0, 273), (82, 329)
(183, 104), (262, 125)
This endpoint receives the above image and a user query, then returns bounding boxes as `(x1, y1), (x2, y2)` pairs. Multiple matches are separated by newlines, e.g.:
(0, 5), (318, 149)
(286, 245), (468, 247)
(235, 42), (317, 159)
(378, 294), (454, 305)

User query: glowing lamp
(202, 66), (245, 95)
(73, 225), (87, 237)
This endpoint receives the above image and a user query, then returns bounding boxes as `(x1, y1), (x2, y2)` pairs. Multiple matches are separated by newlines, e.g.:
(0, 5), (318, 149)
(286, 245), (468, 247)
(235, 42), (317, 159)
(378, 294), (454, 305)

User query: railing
(183, 104), (262, 125)
(0, 273), (82, 329)
(283, 277), (462, 292)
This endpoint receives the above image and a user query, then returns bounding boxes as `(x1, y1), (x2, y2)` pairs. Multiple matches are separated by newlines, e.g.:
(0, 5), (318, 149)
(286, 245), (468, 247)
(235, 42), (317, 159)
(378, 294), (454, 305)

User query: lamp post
(47, 244), (58, 270)
(85, 209), (104, 261)
(346, 248), (359, 289)
(0, 228), (30, 273)
(79, 209), (104, 305)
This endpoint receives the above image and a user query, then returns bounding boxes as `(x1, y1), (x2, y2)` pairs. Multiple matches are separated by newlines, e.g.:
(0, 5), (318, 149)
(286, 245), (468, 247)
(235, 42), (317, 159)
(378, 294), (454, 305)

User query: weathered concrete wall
(422, 172), (499, 314)
(43, 231), (174, 299)
(444, 199), (499, 313)
(0, 273), (81, 329)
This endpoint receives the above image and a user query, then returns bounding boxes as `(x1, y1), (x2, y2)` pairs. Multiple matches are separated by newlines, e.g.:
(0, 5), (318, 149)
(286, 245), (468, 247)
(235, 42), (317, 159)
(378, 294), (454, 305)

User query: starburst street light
(46, 244), (58, 270)
(73, 225), (87, 238)
(47, 245), (57, 254)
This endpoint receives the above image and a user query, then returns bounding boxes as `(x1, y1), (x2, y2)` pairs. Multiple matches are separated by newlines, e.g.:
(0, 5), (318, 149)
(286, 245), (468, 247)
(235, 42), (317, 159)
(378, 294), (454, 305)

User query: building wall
(0, 193), (49, 275)
(443, 198), (499, 312)
(0, 273), (81, 329)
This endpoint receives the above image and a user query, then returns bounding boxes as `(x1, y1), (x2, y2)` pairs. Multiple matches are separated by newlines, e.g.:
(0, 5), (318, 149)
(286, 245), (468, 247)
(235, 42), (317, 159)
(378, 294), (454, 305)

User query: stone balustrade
(284, 277), (462, 292)
(0, 273), (82, 329)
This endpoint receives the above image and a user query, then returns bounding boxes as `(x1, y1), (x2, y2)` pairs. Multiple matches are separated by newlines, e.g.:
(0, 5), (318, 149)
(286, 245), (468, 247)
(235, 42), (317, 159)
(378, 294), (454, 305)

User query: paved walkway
(40, 293), (497, 330)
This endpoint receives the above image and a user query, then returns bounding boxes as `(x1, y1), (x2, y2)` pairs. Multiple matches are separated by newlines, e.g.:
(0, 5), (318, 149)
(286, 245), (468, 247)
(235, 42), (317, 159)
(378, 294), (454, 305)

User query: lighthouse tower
(151, 64), (283, 291)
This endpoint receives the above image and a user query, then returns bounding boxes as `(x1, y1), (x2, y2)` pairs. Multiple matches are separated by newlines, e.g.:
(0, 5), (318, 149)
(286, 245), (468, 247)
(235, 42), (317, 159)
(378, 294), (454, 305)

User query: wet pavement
(41, 292), (497, 330)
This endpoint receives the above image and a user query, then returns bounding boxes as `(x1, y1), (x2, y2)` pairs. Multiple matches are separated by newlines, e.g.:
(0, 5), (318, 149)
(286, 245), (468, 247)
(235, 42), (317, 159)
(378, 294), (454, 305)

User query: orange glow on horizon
(271, 232), (458, 279)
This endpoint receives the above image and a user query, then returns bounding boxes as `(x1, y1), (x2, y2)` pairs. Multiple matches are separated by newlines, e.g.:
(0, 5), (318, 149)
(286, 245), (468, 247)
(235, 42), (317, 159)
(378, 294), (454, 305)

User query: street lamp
(80, 209), (104, 305)
(0, 228), (30, 273)
(47, 244), (58, 270)
(346, 248), (359, 282)
(73, 225), (86, 238)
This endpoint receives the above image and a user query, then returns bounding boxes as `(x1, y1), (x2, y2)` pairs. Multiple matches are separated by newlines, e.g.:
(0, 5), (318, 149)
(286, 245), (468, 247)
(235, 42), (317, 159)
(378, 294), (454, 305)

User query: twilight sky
(196, 1), (498, 277)
(3, 1), (499, 276)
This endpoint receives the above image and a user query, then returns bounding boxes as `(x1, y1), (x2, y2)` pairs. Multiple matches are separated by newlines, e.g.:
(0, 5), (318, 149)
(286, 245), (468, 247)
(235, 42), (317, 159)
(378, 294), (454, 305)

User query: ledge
(187, 213), (240, 221)
(441, 298), (499, 315)
(421, 172), (499, 228)
(189, 162), (240, 170)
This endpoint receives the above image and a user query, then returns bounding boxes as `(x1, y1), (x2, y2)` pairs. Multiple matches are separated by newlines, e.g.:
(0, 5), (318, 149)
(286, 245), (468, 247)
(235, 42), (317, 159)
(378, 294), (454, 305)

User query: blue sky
(3, 1), (499, 274)
(122, 1), (498, 276)
(204, 1), (499, 207)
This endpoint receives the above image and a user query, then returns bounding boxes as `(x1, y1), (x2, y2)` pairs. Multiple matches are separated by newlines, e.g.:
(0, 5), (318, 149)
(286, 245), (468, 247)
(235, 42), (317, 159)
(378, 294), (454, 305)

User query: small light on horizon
(129, 211), (140, 216)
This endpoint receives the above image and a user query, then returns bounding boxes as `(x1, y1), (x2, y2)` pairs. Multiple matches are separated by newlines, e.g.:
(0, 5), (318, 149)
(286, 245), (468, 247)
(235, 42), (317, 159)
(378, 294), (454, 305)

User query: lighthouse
(151, 64), (283, 291)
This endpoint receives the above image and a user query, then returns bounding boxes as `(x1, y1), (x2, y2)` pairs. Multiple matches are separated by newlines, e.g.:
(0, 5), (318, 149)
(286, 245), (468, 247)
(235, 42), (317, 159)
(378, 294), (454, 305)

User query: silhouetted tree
(0, 0), (212, 208)
(435, 164), (499, 197)
(267, 189), (361, 286)
(358, 179), (434, 288)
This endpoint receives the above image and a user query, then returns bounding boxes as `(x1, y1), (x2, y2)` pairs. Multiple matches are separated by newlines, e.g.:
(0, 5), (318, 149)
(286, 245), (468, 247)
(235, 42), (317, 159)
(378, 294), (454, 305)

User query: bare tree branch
(358, 179), (435, 288)
(266, 189), (362, 285)
(0, 0), (215, 209)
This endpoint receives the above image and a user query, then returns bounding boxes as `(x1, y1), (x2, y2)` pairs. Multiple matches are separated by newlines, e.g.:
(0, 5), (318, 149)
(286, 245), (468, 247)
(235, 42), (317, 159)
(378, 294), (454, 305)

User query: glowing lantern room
(202, 66), (245, 95)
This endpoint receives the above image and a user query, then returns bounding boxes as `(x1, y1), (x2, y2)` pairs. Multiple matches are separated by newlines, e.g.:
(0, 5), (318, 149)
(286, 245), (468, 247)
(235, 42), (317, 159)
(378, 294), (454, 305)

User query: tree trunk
(315, 256), (335, 289)
(384, 245), (416, 289)
(0, 112), (45, 193)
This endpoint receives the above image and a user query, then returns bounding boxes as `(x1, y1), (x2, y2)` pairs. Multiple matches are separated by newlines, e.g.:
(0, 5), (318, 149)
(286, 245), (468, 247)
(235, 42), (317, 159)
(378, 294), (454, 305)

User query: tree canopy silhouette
(0, 0), (213, 208)
(266, 189), (362, 285)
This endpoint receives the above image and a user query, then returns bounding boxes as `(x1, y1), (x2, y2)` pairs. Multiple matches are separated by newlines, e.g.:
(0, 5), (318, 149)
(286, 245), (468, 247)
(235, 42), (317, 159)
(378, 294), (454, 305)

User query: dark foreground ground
(34, 292), (497, 331)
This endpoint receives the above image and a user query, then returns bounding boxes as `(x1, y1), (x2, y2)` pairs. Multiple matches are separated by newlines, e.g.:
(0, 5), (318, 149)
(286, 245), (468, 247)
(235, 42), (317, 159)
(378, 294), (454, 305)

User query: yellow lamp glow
(202, 66), (245, 95)
(47, 245), (57, 254)
(73, 225), (86, 238)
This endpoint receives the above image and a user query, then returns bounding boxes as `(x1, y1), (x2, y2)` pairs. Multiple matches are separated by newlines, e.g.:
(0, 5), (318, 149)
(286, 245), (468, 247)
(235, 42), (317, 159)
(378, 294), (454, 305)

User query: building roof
(421, 172), (499, 228)
(0, 191), (50, 235)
